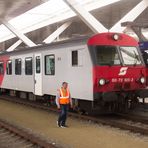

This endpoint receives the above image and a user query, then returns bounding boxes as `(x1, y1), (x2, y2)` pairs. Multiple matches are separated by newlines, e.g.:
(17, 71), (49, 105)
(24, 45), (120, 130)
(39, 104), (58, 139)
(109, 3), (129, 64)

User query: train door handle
(35, 80), (36, 84)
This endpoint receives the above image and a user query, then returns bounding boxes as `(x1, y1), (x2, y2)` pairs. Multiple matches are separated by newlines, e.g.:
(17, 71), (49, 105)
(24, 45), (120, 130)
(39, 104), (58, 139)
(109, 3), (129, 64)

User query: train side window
(15, 59), (22, 75)
(45, 55), (55, 75)
(6, 60), (12, 75)
(0, 61), (4, 75)
(36, 56), (40, 73)
(72, 50), (78, 66)
(25, 57), (32, 75)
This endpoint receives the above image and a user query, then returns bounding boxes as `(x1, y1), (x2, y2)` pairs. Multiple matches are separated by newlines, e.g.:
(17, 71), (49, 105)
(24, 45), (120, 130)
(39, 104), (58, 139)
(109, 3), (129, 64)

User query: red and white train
(0, 32), (147, 113)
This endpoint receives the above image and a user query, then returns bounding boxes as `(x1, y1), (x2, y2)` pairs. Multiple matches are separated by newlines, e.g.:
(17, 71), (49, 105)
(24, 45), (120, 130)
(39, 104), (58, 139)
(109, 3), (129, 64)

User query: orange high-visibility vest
(59, 88), (70, 104)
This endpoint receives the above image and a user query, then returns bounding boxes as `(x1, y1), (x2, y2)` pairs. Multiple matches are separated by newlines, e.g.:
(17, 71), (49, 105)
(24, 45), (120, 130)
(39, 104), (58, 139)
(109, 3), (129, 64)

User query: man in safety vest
(56, 82), (73, 128)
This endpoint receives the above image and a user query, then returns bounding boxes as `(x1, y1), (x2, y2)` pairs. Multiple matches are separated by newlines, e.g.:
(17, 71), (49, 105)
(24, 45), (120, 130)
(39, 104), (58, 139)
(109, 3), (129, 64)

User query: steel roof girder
(63, 0), (108, 33)
(43, 22), (72, 43)
(1, 19), (36, 47)
(110, 0), (148, 33)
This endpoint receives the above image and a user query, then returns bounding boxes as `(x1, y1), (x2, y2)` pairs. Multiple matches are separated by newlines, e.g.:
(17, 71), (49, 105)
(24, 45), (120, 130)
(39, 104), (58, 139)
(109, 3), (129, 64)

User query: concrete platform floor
(0, 99), (147, 148)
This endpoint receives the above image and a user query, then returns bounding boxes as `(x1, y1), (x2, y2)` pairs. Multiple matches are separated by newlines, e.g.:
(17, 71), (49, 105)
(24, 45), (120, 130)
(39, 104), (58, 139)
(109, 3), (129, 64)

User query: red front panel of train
(93, 66), (146, 93)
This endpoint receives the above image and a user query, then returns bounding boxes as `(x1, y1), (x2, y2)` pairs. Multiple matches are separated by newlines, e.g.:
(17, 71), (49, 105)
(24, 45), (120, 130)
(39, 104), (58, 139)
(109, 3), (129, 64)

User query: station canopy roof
(0, 0), (122, 43)
(0, 0), (147, 43)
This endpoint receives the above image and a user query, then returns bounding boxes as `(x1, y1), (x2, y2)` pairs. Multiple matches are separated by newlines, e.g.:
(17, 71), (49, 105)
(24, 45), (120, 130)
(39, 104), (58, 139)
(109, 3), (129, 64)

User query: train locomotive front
(139, 41), (148, 86)
(87, 33), (147, 113)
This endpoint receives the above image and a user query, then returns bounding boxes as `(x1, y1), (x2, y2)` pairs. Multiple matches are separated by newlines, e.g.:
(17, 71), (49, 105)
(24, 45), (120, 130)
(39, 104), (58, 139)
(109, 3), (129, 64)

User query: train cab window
(45, 55), (55, 75)
(6, 60), (12, 75)
(120, 46), (142, 65)
(36, 56), (40, 73)
(142, 51), (148, 67)
(95, 46), (120, 66)
(72, 50), (78, 66)
(25, 57), (32, 75)
(0, 62), (4, 75)
(15, 59), (22, 75)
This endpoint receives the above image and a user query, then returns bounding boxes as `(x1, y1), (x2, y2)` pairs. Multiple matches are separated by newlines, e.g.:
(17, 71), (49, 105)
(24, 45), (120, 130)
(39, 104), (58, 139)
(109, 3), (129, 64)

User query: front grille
(124, 83), (131, 89)
(114, 83), (131, 90)
(114, 83), (122, 90)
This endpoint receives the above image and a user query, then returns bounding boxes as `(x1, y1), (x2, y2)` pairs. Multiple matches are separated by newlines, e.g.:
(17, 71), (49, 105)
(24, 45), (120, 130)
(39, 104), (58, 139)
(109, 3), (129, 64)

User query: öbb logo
(118, 67), (128, 76)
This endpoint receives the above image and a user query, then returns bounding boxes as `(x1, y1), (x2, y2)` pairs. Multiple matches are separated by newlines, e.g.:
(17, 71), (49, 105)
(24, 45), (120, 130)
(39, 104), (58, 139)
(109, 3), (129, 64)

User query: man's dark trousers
(58, 104), (68, 126)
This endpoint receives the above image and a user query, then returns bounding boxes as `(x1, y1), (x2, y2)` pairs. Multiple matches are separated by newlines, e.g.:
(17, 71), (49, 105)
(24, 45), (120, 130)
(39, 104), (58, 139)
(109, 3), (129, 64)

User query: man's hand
(70, 104), (73, 109)
(57, 106), (60, 109)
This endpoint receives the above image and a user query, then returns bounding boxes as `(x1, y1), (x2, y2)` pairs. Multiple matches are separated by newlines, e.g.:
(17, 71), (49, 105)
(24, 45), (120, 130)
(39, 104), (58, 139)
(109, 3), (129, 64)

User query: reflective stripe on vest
(59, 88), (70, 104)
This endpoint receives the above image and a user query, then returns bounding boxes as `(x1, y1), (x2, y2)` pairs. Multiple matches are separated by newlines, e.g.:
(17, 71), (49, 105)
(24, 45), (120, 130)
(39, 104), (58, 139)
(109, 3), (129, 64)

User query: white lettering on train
(111, 78), (134, 83)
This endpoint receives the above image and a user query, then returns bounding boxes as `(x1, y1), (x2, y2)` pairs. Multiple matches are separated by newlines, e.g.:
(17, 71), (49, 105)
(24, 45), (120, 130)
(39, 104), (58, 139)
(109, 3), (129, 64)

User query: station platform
(0, 99), (147, 148)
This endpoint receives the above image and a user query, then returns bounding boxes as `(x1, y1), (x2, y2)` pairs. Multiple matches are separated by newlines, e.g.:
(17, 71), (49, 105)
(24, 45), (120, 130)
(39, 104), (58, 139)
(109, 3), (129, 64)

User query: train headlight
(112, 34), (119, 41)
(99, 79), (106, 86)
(140, 77), (145, 84)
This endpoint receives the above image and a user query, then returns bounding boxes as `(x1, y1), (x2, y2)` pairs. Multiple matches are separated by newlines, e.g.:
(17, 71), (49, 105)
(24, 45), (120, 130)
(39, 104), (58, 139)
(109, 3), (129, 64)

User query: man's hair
(62, 82), (68, 85)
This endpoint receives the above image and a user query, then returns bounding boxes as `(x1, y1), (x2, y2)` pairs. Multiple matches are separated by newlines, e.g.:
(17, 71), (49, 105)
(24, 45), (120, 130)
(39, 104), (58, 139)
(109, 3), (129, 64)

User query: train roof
(88, 32), (138, 46)
(0, 35), (89, 56)
(0, 32), (139, 56)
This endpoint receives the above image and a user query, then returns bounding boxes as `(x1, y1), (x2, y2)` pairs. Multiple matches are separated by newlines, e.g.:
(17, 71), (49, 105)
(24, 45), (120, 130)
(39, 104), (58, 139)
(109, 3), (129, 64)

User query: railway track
(0, 119), (57, 148)
(115, 112), (148, 124)
(0, 95), (148, 136)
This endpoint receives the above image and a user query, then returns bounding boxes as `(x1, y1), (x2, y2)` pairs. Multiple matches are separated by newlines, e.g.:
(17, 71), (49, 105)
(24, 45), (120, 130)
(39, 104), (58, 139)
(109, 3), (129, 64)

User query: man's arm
(55, 90), (60, 109)
(69, 93), (73, 107)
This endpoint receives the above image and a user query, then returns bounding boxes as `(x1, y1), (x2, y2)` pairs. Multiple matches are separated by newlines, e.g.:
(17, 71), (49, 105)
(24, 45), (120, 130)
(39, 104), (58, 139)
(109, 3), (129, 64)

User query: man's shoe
(61, 125), (68, 128)
(57, 121), (61, 127)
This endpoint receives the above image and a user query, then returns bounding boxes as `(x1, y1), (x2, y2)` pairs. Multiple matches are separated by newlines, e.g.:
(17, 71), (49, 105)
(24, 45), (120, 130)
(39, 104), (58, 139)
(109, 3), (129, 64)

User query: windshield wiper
(133, 50), (139, 66)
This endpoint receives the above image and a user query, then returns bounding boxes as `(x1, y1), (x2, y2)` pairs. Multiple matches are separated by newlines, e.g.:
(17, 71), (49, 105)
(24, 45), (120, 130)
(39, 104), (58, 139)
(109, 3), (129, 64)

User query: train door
(34, 54), (43, 95)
